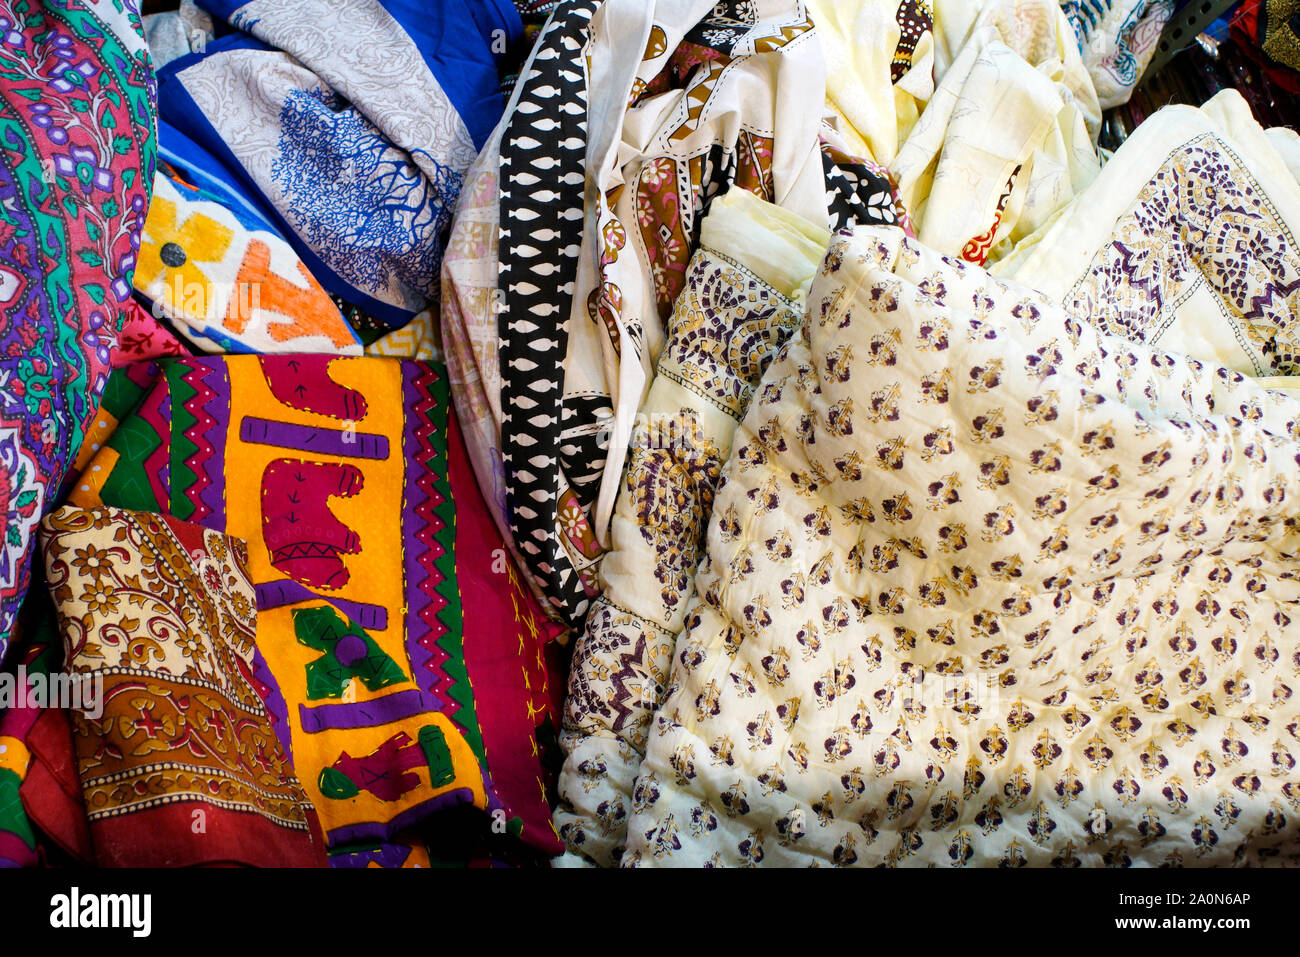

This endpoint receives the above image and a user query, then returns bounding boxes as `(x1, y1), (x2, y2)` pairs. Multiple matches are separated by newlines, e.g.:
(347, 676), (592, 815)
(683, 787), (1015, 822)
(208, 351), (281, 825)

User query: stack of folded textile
(1, 0), (1298, 869)
(2, 0), (568, 869)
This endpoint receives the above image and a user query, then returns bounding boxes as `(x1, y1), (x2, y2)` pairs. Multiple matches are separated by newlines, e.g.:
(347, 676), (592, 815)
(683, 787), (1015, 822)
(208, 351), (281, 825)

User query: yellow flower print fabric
(135, 171), (361, 356)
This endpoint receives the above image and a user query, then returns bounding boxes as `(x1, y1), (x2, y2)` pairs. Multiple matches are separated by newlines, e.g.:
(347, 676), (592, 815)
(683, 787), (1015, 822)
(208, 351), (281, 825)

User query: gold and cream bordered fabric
(39, 505), (317, 832)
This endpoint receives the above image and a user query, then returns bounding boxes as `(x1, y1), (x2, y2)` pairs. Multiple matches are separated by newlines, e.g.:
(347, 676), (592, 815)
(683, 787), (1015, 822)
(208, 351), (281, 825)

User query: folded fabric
(622, 225), (1300, 866)
(365, 308), (439, 362)
(39, 505), (328, 867)
(134, 154), (361, 356)
(1231, 0), (1300, 95)
(994, 90), (1300, 378)
(806, 0), (936, 166)
(0, 731), (34, 866)
(116, 300), (187, 367)
(0, 1), (155, 657)
(17, 704), (92, 865)
(0, 638), (46, 868)
(155, 0), (521, 330)
(328, 831), (432, 868)
(143, 1), (215, 71)
(0, 709), (91, 868)
(894, 0), (1102, 267)
(443, 0), (906, 628)
(1268, 125), (1300, 184)
(555, 188), (830, 865)
(1061, 0), (1173, 109)
(66, 356), (567, 859)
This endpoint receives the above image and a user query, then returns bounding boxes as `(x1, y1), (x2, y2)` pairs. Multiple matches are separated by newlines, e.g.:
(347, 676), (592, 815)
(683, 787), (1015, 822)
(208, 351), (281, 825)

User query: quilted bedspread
(620, 226), (1300, 866)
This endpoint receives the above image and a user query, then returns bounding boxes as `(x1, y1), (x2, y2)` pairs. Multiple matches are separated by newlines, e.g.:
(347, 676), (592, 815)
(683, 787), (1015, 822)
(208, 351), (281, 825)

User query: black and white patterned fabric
(497, 0), (600, 620)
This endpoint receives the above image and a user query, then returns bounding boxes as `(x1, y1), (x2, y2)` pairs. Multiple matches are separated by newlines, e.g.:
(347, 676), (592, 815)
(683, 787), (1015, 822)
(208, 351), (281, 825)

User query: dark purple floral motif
(0, 13), (24, 48)
(29, 102), (68, 144)
(50, 57), (97, 93)
(1067, 136), (1300, 376)
(52, 143), (114, 195)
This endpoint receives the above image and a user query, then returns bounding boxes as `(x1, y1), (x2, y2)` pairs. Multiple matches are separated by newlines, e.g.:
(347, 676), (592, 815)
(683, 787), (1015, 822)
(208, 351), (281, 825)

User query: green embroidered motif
(417, 366), (481, 763)
(317, 766), (360, 800)
(293, 604), (407, 700)
(417, 725), (455, 789)
(167, 362), (200, 521)
(99, 409), (165, 513)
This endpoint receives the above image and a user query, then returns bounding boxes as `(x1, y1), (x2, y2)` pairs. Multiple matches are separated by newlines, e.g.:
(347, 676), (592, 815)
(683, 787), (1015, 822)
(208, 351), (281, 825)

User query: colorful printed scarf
(0, 0), (156, 657)
(1061, 0), (1174, 108)
(155, 0), (521, 331)
(133, 121), (360, 357)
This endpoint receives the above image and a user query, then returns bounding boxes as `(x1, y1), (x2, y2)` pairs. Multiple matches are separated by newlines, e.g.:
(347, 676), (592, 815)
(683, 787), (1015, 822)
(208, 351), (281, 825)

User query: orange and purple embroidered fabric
(61, 355), (567, 864)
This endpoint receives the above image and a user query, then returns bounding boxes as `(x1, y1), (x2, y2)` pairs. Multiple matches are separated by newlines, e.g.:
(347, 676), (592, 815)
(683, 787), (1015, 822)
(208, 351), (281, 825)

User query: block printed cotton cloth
(444, 0), (906, 627)
(0, 0), (155, 657)
(619, 226), (1300, 867)
(805, 0), (936, 166)
(994, 89), (1300, 380)
(39, 504), (328, 867)
(554, 188), (830, 865)
(65, 356), (566, 858)
(893, 0), (1102, 267)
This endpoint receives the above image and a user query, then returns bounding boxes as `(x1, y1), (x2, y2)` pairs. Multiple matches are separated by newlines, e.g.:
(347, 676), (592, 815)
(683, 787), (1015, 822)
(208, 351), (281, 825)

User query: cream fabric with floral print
(555, 189), (829, 866)
(621, 226), (1300, 867)
(995, 90), (1300, 380)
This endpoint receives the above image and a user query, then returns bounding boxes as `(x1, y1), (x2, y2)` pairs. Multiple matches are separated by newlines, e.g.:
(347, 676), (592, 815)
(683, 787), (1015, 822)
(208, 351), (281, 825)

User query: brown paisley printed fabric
(621, 226), (1300, 867)
(447, 0), (905, 628)
(39, 505), (325, 867)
